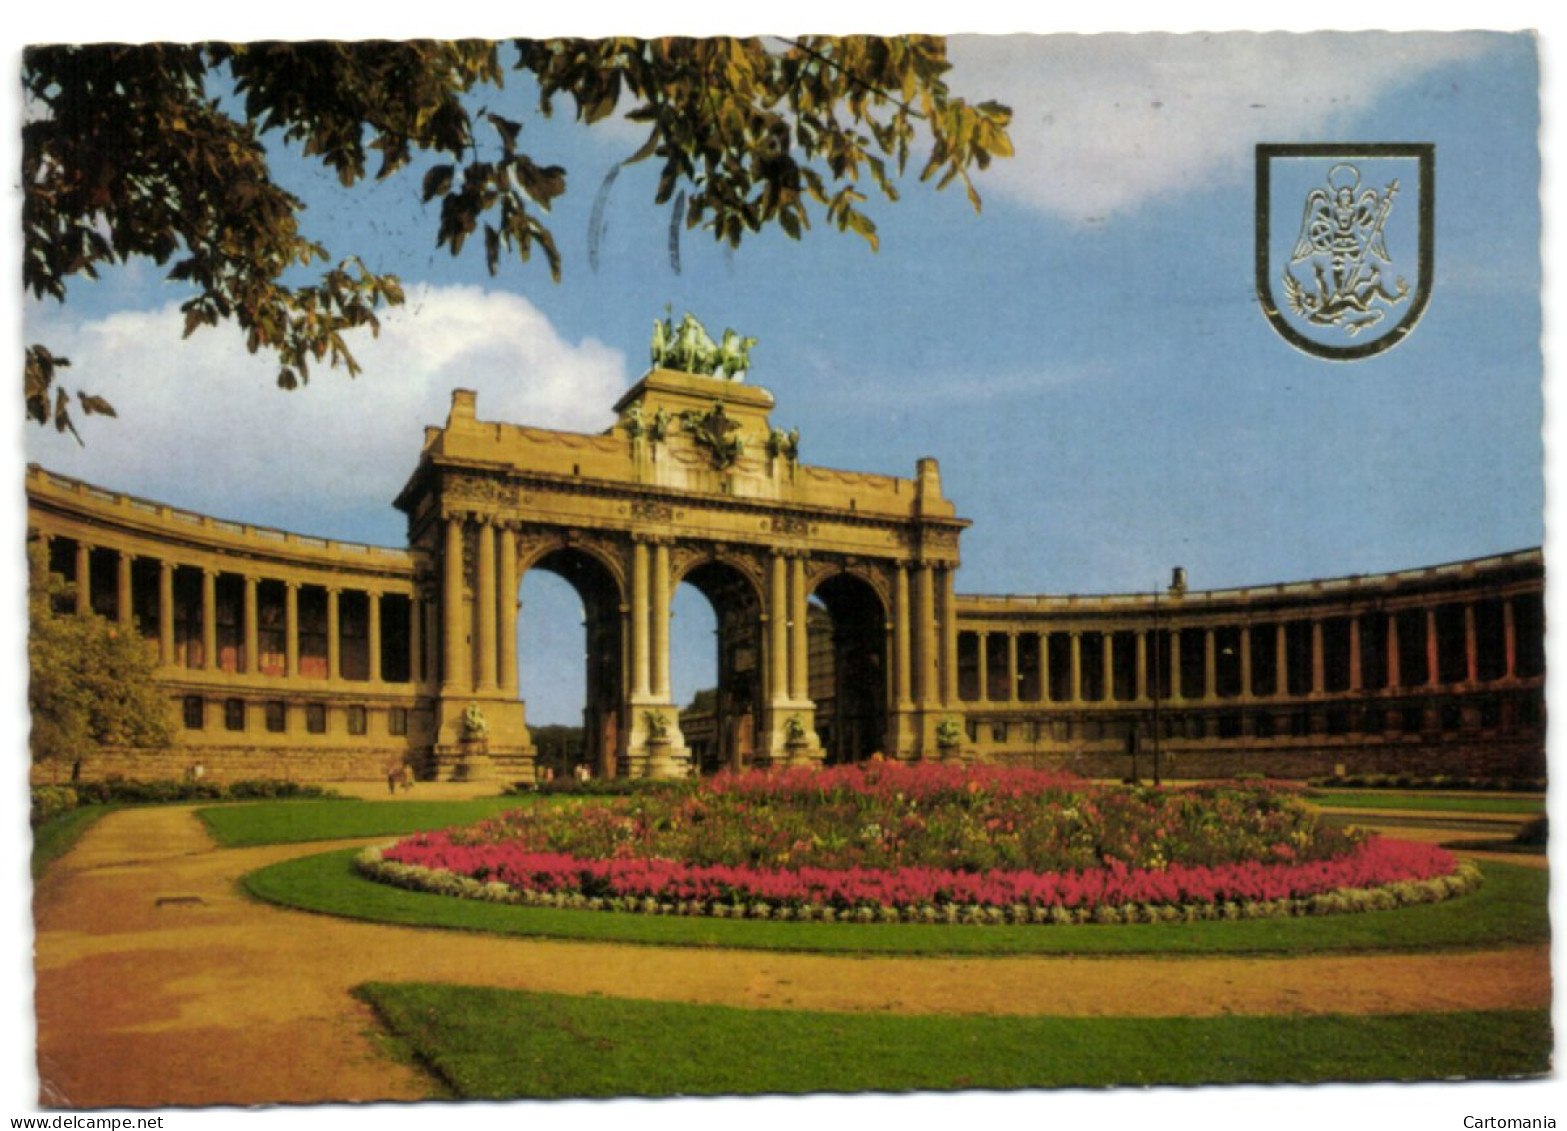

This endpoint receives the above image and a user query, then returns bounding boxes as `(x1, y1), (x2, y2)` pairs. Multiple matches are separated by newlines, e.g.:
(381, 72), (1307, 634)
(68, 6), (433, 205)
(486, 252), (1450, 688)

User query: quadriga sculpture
(651, 311), (755, 380)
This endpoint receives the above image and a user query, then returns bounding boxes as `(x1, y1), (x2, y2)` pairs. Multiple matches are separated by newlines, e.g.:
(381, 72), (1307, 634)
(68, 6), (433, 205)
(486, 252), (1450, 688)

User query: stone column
(75, 542), (91, 615)
(476, 520), (498, 692)
(1008, 632), (1021, 703)
(1464, 603), (1479, 686)
(893, 564), (913, 708)
(116, 552), (134, 628)
(285, 582), (300, 678)
(499, 527), (519, 696)
(1069, 631), (1082, 703)
(619, 602), (632, 704)
(326, 587), (341, 682)
(769, 552), (789, 702)
(244, 574), (259, 674)
(1135, 630), (1148, 701)
(652, 541), (672, 700)
(409, 595), (424, 683)
(1203, 628), (1217, 701)
(1275, 623), (1289, 698)
(1041, 631), (1053, 702)
(1170, 628), (1183, 701)
(788, 555), (809, 701)
(1102, 632), (1115, 702)
(1311, 620), (1325, 695)
(629, 540), (650, 699)
(976, 631), (990, 702)
(201, 568), (218, 671)
(368, 591), (383, 683)
(940, 567), (959, 706)
(1386, 612), (1401, 689)
(1503, 598), (1517, 679)
(1425, 608), (1440, 686)
(1348, 616), (1363, 691)
(915, 564), (937, 705)
(158, 561), (175, 665)
(442, 516), (467, 692)
(1240, 624), (1253, 699)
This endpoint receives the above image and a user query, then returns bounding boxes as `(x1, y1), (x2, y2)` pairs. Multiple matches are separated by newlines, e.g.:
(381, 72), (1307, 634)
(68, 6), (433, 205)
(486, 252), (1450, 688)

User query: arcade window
(265, 701), (287, 733)
(182, 696), (204, 730)
(388, 707), (409, 736)
(224, 698), (245, 732)
(347, 705), (367, 736)
(305, 703), (327, 735)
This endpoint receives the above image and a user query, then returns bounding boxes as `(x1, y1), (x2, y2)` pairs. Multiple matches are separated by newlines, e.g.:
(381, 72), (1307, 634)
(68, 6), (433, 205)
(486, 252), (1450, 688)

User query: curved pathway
(32, 804), (1551, 1108)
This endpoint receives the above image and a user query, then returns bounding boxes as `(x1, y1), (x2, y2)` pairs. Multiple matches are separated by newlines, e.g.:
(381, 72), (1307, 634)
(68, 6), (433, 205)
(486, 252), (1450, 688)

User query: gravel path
(31, 804), (1552, 1108)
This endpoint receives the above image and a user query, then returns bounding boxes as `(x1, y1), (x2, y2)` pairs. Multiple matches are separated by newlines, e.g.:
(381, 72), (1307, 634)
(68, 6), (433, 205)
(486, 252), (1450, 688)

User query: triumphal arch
(396, 360), (968, 780)
(29, 316), (1543, 784)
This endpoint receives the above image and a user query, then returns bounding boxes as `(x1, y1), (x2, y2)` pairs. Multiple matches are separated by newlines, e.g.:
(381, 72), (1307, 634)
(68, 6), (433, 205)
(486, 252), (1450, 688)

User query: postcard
(11, 20), (1556, 1131)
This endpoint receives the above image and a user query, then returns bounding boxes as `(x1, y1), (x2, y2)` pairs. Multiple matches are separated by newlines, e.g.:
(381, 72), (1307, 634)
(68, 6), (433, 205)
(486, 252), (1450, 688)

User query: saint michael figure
(1283, 163), (1410, 336)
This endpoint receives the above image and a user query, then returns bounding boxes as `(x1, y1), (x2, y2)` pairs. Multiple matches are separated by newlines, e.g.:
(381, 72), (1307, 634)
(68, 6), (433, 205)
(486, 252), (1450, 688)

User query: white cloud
(949, 31), (1492, 222)
(24, 285), (629, 540)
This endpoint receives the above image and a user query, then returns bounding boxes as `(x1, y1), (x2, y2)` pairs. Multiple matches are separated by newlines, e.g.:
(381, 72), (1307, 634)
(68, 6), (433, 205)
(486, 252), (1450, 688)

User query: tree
(27, 541), (174, 774)
(22, 38), (1013, 438)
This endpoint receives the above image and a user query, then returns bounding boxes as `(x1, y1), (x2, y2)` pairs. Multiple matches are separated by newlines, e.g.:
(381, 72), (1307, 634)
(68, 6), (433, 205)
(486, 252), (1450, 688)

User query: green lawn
(355, 982), (1551, 1096)
(198, 797), (538, 846)
(243, 848), (1549, 957)
(1306, 792), (1546, 815)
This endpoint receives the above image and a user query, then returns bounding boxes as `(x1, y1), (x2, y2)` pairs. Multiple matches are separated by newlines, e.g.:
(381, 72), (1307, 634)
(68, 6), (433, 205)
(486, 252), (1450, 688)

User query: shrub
(29, 786), (78, 826)
(31, 777), (337, 821)
(27, 542), (173, 773)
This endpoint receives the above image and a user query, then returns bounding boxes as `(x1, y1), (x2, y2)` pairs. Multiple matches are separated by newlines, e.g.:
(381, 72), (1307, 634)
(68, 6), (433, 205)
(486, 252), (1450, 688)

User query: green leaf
(422, 164), (455, 202)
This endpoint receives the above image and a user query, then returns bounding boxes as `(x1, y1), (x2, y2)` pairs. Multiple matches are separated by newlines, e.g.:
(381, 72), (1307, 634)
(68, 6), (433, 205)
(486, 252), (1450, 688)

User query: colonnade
(959, 597), (1529, 708)
(44, 532), (422, 686)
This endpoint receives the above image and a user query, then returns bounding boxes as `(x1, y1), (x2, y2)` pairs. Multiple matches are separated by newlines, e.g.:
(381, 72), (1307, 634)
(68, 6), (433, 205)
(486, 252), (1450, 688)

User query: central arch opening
(810, 572), (889, 764)
(673, 559), (763, 775)
(519, 546), (623, 779)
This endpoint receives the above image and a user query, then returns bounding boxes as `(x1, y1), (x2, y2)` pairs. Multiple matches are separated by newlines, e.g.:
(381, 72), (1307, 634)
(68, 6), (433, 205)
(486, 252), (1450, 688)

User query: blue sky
(20, 31), (1545, 722)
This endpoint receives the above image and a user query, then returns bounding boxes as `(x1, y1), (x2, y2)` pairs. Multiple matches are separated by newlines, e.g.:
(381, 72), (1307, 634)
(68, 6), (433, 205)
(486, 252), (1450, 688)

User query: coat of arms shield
(1256, 143), (1434, 360)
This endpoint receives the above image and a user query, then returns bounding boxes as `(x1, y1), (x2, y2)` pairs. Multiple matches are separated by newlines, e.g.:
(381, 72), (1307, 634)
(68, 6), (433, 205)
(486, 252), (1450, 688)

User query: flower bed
(359, 764), (1479, 925)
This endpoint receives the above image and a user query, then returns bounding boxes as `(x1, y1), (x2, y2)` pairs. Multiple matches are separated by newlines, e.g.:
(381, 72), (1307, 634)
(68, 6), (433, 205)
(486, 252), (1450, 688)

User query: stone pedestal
(937, 741), (971, 765)
(452, 737), (495, 782)
(644, 737), (684, 779)
(622, 704), (691, 779)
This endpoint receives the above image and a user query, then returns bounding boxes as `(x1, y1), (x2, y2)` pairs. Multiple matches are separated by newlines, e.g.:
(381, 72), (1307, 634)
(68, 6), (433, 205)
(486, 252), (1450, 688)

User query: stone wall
(30, 745), (423, 786)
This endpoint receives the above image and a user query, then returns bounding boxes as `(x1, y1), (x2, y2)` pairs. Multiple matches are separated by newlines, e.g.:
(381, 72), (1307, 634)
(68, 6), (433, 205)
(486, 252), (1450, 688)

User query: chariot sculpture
(651, 310), (756, 380)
